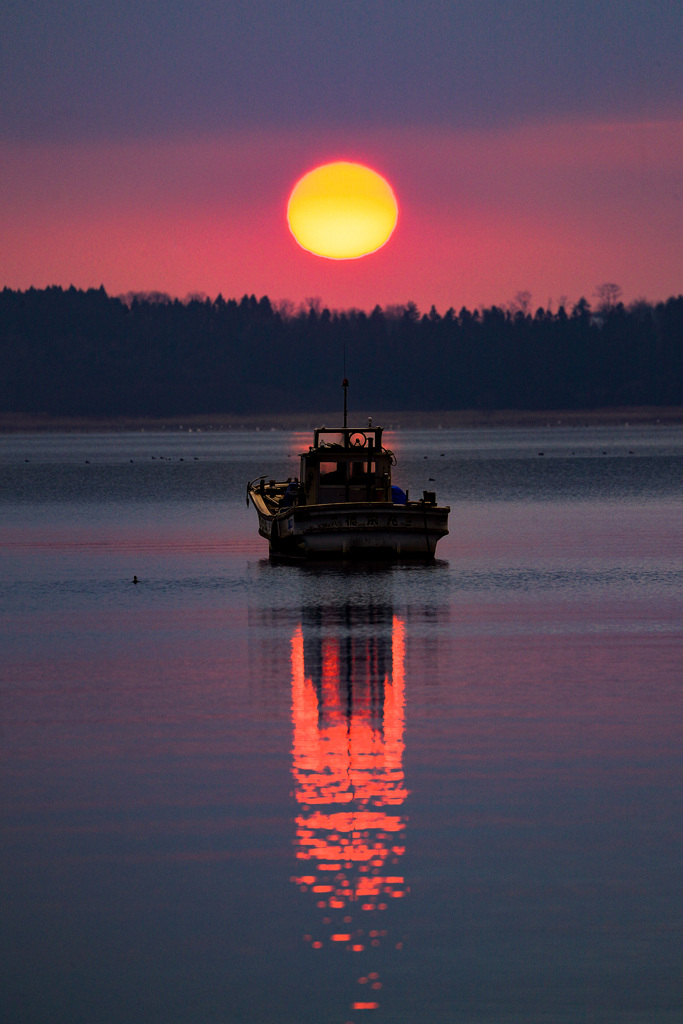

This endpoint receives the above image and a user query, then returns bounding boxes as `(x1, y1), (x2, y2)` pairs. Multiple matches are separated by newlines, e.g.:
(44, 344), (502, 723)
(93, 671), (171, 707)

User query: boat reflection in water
(290, 606), (408, 1017)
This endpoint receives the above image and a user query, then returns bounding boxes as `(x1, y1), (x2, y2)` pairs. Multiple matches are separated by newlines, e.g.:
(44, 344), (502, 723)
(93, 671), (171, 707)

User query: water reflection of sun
(290, 613), (408, 1015)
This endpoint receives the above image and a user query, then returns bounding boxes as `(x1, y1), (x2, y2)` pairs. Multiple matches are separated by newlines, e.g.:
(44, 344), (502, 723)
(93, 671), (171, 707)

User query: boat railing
(312, 426), (384, 451)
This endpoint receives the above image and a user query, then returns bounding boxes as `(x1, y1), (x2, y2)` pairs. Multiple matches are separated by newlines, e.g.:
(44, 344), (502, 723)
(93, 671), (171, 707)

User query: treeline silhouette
(1, 285), (682, 416)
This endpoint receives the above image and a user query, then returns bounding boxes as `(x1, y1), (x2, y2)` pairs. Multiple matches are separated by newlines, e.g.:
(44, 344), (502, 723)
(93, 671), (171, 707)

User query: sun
(287, 162), (398, 260)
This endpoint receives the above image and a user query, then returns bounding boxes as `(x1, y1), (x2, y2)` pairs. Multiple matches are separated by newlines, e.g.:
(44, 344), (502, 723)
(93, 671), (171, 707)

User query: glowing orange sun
(287, 162), (398, 259)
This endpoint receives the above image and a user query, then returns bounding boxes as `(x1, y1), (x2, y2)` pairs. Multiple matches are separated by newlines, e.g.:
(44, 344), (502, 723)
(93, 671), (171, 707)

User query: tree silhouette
(0, 286), (682, 417)
(594, 283), (623, 312)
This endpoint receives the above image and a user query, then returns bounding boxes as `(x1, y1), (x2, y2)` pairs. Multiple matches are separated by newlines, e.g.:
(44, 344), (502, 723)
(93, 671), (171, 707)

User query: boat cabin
(300, 426), (393, 506)
(247, 418), (449, 560)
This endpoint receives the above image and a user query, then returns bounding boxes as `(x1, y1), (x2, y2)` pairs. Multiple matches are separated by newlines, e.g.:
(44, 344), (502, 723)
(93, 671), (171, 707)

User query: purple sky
(1, 0), (682, 309)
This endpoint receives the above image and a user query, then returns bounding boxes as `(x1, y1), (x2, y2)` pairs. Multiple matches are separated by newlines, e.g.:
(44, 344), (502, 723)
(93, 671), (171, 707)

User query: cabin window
(350, 461), (375, 477)
(319, 461), (346, 485)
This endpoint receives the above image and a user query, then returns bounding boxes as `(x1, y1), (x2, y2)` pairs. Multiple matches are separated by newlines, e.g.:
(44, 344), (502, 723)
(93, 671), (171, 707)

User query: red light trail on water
(290, 614), (409, 1015)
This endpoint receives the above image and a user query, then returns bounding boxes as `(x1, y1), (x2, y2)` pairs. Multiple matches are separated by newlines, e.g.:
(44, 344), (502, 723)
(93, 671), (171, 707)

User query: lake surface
(2, 425), (683, 1024)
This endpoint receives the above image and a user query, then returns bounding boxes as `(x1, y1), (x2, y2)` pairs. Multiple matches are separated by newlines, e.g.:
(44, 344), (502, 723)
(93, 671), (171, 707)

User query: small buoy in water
(85, 460), (90, 463)
(538, 452), (544, 456)
(133, 576), (139, 584)
(130, 459), (134, 463)
(25, 459), (29, 462)
(429, 477), (435, 481)
(194, 457), (198, 460)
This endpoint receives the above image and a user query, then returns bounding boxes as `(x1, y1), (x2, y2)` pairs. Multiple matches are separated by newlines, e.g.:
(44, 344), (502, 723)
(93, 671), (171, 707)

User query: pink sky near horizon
(1, 118), (682, 313)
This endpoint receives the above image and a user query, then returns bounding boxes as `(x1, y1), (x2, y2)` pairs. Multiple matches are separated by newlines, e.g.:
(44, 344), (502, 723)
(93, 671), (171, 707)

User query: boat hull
(257, 502), (449, 560)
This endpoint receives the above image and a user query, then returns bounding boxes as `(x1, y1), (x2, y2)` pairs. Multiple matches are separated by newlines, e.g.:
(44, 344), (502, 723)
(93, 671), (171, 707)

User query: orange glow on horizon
(4, 121), (683, 311)
(287, 162), (398, 259)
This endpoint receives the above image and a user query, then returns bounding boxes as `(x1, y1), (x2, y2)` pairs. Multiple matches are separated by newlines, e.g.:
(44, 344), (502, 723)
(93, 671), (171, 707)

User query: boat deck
(248, 485), (449, 561)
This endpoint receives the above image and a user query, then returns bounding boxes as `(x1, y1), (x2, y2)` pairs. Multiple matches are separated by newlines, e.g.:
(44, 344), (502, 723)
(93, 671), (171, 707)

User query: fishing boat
(246, 383), (449, 561)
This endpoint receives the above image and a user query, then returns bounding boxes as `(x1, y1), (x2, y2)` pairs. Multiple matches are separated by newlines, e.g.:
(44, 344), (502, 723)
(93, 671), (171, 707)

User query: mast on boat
(342, 333), (348, 427)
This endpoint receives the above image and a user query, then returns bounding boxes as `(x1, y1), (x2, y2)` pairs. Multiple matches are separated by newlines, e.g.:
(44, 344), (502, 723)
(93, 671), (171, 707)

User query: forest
(1, 285), (682, 416)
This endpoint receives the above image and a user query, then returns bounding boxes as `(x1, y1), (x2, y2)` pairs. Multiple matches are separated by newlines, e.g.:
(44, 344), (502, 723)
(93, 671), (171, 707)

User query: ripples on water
(1, 427), (683, 1023)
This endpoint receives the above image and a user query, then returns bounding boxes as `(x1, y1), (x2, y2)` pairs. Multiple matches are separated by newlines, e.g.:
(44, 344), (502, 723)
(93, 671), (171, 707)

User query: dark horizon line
(3, 284), (683, 418)
(3, 406), (683, 434)
(4, 282), (682, 319)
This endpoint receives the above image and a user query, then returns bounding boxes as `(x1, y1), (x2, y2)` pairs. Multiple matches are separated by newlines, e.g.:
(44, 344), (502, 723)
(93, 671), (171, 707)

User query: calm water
(2, 426), (683, 1024)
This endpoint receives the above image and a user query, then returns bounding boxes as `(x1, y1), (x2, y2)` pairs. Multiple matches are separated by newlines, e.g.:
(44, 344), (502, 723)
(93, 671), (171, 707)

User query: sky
(1, 0), (682, 311)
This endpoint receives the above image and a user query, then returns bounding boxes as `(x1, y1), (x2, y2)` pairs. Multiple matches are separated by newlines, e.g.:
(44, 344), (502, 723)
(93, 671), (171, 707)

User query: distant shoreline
(2, 407), (683, 433)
